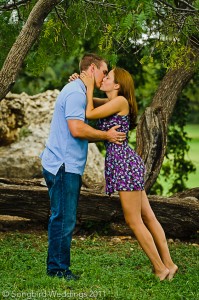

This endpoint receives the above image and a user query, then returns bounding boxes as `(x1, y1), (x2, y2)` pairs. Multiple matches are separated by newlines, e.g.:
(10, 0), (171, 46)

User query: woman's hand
(80, 71), (94, 90)
(68, 73), (79, 82)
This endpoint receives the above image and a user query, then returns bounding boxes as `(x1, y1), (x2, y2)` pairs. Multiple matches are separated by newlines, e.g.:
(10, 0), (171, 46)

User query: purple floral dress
(97, 114), (145, 195)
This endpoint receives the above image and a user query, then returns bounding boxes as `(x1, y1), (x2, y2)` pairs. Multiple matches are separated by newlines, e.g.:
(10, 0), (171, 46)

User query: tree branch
(0, 0), (62, 100)
(84, 0), (118, 9)
(0, 0), (30, 11)
(177, 0), (197, 10)
(156, 0), (198, 13)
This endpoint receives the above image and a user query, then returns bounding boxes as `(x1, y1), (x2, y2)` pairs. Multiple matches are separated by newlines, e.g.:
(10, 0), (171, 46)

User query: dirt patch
(0, 214), (132, 236)
(0, 215), (47, 232)
(0, 215), (198, 244)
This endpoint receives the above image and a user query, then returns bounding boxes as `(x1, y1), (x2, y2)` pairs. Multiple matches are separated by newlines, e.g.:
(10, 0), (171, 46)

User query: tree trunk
(136, 46), (199, 192)
(0, 178), (198, 239)
(0, 0), (61, 100)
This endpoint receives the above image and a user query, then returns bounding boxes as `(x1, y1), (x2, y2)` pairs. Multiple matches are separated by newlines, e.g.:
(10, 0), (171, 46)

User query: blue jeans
(43, 165), (82, 273)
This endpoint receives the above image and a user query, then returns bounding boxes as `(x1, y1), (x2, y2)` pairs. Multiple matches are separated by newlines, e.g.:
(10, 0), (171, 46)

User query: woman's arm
(86, 94), (127, 119)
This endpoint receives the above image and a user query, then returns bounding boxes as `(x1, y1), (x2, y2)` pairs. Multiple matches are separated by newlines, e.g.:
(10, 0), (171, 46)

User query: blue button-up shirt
(40, 79), (88, 175)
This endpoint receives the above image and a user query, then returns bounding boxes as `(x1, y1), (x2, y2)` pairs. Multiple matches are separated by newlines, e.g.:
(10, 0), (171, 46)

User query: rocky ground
(1, 215), (198, 245)
(0, 214), (130, 237)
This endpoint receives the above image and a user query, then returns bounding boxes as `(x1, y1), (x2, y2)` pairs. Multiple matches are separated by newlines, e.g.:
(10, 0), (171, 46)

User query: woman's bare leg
(140, 191), (178, 279)
(119, 191), (169, 280)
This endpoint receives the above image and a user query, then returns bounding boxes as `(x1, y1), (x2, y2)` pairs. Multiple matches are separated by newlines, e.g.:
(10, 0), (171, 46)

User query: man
(40, 53), (126, 281)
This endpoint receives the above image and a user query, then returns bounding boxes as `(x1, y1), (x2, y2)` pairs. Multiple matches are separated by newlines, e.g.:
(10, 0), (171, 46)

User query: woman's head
(101, 67), (138, 129)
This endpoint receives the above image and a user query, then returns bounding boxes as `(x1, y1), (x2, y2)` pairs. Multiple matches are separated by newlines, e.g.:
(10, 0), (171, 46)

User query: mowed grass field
(0, 232), (198, 300)
(185, 124), (199, 189)
(156, 124), (199, 194)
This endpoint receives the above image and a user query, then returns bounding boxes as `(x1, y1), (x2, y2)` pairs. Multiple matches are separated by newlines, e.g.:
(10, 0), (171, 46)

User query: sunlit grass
(149, 124), (199, 195)
(185, 124), (199, 189)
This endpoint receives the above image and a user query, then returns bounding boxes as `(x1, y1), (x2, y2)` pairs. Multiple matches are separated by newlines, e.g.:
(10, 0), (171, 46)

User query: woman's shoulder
(112, 95), (128, 107)
(114, 95), (127, 102)
(113, 96), (129, 114)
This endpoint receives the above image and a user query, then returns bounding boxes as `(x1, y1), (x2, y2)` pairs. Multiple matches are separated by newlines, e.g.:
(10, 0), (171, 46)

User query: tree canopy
(0, 0), (198, 79)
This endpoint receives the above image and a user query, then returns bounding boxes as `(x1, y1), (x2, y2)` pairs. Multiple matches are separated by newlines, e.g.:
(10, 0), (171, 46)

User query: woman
(73, 67), (178, 281)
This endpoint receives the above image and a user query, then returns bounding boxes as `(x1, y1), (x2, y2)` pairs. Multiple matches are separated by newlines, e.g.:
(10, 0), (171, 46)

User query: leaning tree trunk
(0, 0), (61, 101)
(136, 45), (199, 192)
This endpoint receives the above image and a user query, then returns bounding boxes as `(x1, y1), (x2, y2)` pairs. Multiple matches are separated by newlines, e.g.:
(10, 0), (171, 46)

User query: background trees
(0, 0), (198, 194)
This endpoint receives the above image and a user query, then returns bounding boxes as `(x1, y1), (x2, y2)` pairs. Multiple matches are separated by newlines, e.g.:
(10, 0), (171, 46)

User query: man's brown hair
(79, 53), (107, 72)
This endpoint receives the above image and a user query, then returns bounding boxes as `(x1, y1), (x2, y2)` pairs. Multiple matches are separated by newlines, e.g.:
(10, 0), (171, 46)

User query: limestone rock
(0, 91), (105, 186)
(0, 96), (26, 145)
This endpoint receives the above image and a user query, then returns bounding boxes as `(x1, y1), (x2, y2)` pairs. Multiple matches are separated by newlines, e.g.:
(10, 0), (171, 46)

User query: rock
(175, 239), (181, 243)
(0, 97), (25, 145)
(120, 236), (132, 240)
(110, 237), (122, 244)
(191, 243), (199, 247)
(0, 91), (105, 185)
(168, 238), (174, 243)
(83, 143), (105, 188)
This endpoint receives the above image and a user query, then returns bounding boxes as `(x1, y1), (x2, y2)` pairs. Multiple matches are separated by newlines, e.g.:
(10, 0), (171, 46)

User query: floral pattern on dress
(97, 114), (145, 195)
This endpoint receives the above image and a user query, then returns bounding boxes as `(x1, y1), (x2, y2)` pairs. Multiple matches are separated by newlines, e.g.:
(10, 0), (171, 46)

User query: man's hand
(106, 125), (126, 144)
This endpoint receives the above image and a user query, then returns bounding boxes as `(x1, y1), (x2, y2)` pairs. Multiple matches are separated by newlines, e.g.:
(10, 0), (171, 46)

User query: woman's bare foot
(154, 268), (170, 281)
(167, 264), (178, 280)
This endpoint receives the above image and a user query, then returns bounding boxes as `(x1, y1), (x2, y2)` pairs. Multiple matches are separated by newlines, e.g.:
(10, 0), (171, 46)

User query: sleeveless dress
(97, 114), (145, 195)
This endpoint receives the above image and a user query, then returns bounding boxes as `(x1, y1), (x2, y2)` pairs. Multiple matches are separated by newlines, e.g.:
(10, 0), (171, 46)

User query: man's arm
(67, 119), (126, 143)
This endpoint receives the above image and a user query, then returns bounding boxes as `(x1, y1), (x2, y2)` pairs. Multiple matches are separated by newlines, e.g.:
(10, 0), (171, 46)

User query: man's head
(79, 53), (108, 88)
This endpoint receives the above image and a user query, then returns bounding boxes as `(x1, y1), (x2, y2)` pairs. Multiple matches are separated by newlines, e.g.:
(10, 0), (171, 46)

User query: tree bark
(136, 46), (199, 192)
(0, 0), (61, 100)
(0, 179), (198, 239)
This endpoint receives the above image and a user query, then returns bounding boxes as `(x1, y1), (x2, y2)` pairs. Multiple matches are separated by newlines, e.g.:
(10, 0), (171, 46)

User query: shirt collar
(76, 78), (86, 94)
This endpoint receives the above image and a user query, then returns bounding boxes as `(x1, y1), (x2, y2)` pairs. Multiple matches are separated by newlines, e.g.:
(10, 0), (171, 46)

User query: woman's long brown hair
(113, 67), (138, 130)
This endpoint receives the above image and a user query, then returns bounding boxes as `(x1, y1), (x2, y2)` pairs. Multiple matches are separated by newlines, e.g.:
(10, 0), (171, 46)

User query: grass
(0, 231), (198, 300)
(150, 124), (199, 195)
(185, 124), (199, 189)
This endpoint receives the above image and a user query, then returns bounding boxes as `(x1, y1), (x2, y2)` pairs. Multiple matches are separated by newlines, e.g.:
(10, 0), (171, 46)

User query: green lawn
(0, 231), (198, 300)
(185, 124), (199, 189)
(152, 124), (199, 195)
